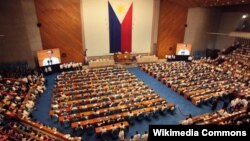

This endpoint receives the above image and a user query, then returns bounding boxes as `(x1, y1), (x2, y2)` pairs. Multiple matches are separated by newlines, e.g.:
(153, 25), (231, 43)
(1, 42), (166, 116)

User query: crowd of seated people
(88, 58), (115, 68)
(127, 130), (148, 141)
(207, 43), (250, 75)
(0, 70), (44, 118)
(139, 42), (250, 106)
(59, 62), (83, 71)
(220, 42), (242, 55)
(0, 70), (81, 141)
(23, 117), (82, 141)
(50, 67), (175, 139)
(0, 114), (81, 141)
(43, 62), (83, 75)
(0, 121), (56, 141)
(139, 61), (242, 105)
(19, 77), (47, 119)
(205, 43), (250, 98)
(180, 97), (250, 125)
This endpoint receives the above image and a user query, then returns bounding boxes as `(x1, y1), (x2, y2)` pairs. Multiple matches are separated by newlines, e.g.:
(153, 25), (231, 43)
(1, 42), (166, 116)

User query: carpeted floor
(32, 67), (223, 141)
(32, 73), (73, 135)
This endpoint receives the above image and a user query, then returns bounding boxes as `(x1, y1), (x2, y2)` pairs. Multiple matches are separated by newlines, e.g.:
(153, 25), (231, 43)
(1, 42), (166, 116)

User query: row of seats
(0, 71), (44, 118)
(59, 62), (83, 70)
(138, 43), (249, 105)
(88, 59), (115, 68)
(136, 55), (158, 64)
(181, 97), (250, 125)
(139, 62), (241, 105)
(0, 71), (81, 141)
(51, 67), (175, 136)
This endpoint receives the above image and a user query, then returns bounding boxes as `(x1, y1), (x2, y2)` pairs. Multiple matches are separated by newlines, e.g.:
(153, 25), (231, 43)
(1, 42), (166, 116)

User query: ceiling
(168, 0), (250, 8)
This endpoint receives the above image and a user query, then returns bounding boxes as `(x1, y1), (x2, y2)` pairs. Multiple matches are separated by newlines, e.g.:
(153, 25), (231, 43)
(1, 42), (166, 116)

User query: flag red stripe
(121, 4), (133, 53)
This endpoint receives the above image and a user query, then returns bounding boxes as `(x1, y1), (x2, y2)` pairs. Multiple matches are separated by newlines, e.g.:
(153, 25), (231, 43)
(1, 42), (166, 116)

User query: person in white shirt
(129, 136), (134, 141)
(181, 119), (189, 125)
(100, 126), (107, 134)
(60, 64), (63, 70)
(177, 44), (190, 55)
(133, 131), (140, 141)
(118, 129), (125, 141)
(141, 131), (148, 141)
(43, 50), (60, 66)
(178, 48), (190, 55)
(48, 66), (52, 72)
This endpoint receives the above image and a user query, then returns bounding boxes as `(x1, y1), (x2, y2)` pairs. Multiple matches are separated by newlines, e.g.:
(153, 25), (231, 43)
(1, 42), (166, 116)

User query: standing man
(43, 50), (60, 66)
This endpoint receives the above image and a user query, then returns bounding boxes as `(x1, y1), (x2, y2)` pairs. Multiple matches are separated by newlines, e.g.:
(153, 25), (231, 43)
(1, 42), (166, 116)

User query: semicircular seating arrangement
(0, 70), (81, 141)
(180, 97), (250, 125)
(139, 42), (250, 106)
(50, 67), (175, 137)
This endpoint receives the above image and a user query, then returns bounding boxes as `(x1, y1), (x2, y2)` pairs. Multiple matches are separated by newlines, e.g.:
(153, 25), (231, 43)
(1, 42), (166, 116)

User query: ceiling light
(242, 14), (249, 19)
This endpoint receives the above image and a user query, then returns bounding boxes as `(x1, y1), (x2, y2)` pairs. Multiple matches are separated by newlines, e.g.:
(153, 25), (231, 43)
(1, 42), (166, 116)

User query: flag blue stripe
(108, 2), (121, 53)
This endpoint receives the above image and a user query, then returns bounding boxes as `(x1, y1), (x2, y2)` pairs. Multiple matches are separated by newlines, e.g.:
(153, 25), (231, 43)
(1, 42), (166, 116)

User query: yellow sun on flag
(116, 4), (125, 15)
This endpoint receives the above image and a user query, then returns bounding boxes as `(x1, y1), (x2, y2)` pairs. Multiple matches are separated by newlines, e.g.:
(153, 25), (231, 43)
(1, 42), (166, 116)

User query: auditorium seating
(59, 62), (83, 71)
(139, 42), (250, 106)
(0, 71), (45, 119)
(51, 67), (175, 135)
(0, 70), (81, 141)
(0, 41), (249, 141)
(136, 55), (158, 64)
(0, 114), (81, 141)
(88, 59), (115, 68)
(180, 97), (250, 125)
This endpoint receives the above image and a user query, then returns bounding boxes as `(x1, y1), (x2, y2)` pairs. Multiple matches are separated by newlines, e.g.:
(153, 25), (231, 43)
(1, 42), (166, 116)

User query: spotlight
(242, 14), (249, 19)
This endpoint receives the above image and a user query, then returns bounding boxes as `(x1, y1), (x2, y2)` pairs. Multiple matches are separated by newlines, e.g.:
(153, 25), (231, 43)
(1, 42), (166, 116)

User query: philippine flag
(108, 0), (133, 53)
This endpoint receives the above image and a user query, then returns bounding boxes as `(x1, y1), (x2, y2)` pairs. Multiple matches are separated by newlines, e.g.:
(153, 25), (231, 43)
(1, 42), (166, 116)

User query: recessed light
(242, 14), (249, 19)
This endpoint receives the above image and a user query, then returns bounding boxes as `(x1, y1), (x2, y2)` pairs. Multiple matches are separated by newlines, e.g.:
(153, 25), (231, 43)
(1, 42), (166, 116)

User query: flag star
(117, 4), (125, 15)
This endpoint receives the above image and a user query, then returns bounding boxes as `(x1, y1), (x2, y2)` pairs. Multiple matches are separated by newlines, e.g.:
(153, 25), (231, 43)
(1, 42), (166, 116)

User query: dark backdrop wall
(0, 0), (42, 67)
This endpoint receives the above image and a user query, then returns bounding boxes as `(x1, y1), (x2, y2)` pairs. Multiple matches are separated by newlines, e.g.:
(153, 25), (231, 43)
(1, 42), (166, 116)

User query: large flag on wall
(108, 0), (133, 53)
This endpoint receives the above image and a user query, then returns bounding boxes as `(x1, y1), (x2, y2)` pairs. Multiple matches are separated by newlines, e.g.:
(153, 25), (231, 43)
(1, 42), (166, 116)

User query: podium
(114, 52), (131, 63)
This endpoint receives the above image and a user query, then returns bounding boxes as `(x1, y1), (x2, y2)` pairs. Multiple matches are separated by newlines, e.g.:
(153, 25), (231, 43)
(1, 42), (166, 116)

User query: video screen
(176, 43), (192, 56)
(37, 48), (61, 67)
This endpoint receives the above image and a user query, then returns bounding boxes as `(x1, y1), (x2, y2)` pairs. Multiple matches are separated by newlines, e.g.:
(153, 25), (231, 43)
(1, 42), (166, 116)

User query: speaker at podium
(167, 43), (192, 62)
(176, 43), (192, 56)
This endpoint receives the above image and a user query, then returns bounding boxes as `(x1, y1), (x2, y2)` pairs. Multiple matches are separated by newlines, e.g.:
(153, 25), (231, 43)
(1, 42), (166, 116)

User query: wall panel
(0, 0), (34, 66)
(35, 0), (84, 63)
(157, 0), (188, 58)
(214, 12), (244, 50)
(184, 8), (221, 55)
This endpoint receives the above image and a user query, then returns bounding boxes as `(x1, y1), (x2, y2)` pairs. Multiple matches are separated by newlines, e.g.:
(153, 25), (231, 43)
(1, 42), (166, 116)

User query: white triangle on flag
(109, 0), (132, 24)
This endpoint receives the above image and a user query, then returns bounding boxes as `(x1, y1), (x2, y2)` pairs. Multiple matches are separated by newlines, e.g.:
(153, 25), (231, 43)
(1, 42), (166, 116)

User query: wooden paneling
(157, 0), (188, 58)
(34, 0), (84, 63)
